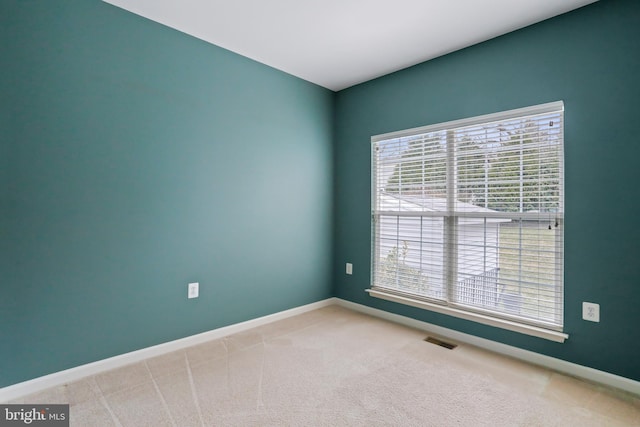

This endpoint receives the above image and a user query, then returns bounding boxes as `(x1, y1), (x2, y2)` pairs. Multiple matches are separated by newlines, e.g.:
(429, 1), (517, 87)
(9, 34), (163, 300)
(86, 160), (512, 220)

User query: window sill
(366, 288), (568, 343)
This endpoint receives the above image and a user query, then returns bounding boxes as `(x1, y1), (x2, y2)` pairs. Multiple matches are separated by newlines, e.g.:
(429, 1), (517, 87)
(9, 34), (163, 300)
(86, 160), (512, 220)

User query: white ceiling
(103, 0), (597, 91)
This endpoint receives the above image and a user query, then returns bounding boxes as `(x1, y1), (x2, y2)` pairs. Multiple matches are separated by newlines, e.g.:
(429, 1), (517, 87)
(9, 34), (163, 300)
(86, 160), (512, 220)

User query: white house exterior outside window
(369, 102), (566, 342)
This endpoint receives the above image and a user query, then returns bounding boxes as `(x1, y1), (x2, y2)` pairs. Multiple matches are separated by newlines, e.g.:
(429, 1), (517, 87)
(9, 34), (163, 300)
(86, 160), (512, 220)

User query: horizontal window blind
(371, 102), (564, 331)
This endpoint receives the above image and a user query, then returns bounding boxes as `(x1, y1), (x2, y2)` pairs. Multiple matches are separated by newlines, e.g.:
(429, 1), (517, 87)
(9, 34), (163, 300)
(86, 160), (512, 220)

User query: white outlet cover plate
(582, 302), (599, 322)
(346, 263), (353, 275)
(188, 282), (199, 299)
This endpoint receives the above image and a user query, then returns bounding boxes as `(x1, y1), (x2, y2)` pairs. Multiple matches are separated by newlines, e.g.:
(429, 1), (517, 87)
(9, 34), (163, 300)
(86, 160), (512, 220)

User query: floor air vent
(424, 336), (457, 350)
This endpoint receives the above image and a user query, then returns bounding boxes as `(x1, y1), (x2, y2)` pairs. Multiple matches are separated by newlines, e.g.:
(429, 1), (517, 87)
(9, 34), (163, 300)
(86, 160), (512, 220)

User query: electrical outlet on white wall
(582, 302), (599, 322)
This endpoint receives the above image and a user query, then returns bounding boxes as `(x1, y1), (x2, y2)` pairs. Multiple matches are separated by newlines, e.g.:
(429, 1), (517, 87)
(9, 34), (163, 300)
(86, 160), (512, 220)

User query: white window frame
(369, 102), (567, 343)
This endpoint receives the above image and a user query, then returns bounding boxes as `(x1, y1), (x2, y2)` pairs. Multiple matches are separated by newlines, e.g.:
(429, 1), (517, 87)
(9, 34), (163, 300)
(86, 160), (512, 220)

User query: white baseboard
(335, 298), (640, 396)
(3, 296), (637, 402)
(0, 298), (337, 403)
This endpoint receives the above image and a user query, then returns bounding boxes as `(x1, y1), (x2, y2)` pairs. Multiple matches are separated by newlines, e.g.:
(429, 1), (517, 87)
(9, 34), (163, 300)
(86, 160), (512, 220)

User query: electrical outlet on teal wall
(333, 0), (640, 382)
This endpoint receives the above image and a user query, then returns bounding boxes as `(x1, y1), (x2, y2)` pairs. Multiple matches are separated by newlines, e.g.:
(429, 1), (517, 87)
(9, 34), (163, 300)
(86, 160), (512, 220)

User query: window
(370, 102), (566, 342)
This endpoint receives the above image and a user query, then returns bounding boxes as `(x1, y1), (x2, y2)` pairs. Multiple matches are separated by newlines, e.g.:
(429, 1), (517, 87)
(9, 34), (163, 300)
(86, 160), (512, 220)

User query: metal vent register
(424, 336), (458, 350)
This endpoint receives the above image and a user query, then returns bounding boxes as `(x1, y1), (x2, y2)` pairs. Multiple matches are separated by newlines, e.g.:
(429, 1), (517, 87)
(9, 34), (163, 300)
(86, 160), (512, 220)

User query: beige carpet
(9, 305), (640, 426)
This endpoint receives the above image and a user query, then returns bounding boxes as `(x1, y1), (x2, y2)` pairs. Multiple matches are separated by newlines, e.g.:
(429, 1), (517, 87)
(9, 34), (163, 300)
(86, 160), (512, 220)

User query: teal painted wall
(0, 5), (17, 381)
(333, 0), (640, 381)
(1, 1), (333, 387)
